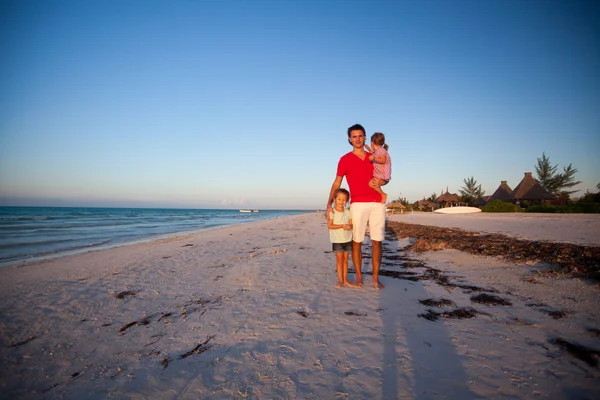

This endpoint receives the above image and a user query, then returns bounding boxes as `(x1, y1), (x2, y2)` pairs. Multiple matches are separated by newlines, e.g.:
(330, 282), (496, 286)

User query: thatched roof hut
(437, 190), (460, 204)
(386, 201), (406, 214)
(488, 181), (513, 202)
(512, 172), (552, 201)
(387, 201), (406, 209)
(417, 199), (435, 210)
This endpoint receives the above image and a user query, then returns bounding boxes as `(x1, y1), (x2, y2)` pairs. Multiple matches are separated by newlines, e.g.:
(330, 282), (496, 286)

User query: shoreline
(1, 212), (598, 399)
(1, 211), (315, 269)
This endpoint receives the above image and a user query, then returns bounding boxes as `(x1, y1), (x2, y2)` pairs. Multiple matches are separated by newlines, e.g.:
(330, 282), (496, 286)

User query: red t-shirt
(336, 151), (382, 203)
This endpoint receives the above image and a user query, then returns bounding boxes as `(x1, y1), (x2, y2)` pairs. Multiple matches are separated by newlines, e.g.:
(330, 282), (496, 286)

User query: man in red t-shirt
(326, 124), (385, 289)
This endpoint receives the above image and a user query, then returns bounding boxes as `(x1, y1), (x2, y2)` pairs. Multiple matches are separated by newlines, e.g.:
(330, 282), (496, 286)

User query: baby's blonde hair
(371, 132), (389, 151)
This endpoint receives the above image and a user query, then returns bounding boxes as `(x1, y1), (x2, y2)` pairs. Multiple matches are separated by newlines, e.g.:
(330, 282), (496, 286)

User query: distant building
(428, 173), (552, 209)
(386, 201), (406, 214)
(488, 181), (513, 202)
(436, 188), (460, 207)
(417, 199), (435, 211)
(512, 172), (552, 203)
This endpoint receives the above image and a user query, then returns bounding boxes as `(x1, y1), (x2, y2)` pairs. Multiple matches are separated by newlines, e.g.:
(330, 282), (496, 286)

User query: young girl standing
(327, 188), (355, 288)
(366, 132), (392, 204)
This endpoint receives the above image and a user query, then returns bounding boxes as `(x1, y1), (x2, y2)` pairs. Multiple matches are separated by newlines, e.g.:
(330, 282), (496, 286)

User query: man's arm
(326, 176), (343, 211)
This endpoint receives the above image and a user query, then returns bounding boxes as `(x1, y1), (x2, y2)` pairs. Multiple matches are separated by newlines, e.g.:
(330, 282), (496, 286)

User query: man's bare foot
(354, 278), (363, 288)
(335, 282), (344, 289)
(373, 280), (385, 289)
(381, 193), (388, 204)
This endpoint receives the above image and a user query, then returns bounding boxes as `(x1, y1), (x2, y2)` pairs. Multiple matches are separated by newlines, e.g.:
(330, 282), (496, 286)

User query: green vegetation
(527, 192), (600, 213)
(535, 152), (582, 197)
(459, 176), (485, 205)
(483, 200), (522, 213)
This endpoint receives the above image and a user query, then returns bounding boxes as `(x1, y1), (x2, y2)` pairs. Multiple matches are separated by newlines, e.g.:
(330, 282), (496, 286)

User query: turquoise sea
(0, 207), (311, 267)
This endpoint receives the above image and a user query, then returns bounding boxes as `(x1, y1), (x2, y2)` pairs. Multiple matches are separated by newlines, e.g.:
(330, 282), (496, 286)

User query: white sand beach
(388, 212), (600, 246)
(1, 212), (599, 399)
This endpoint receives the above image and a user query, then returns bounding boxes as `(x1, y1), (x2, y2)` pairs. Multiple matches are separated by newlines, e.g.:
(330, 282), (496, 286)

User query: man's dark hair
(347, 124), (365, 145)
(347, 124), (366, 137)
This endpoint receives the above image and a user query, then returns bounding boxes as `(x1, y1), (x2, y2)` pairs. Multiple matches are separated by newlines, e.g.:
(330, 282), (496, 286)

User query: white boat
(239, 209), (252, 213)
(252, 210), (260, 213)
(433, 206), (482, 214)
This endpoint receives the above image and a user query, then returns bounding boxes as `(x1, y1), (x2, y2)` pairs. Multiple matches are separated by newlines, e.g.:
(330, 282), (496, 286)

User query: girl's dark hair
(333, 188), (350, 200)
(371, 132), (388, 150)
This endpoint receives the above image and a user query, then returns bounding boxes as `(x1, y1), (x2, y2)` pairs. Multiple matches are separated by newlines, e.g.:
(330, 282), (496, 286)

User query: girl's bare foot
(344, 281), (360, 288)
(335, 282), (344, 289)
(381, 193), (387, 204)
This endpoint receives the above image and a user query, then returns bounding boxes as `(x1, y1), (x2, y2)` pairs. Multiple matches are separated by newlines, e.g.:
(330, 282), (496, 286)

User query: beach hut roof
(512, 172), (552, 200)
(488, 180), (513, 202)
(520, 182), (553, 201)
(437, 191), (460, 202)
(387, 201), (406, 209)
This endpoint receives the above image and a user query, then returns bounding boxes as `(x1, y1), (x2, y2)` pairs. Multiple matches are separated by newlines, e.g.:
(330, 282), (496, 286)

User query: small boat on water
(239, 209), (252, 213)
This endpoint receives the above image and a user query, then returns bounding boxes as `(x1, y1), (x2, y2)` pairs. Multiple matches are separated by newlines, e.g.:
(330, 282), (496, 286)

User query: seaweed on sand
(179, 335), (215, 359)
(387, 221), (600, 282)
(419, 298), (456, 308)
(419, 307), (481, 321)
(549, 338), (600, 368)
(470, 293), (513, 306)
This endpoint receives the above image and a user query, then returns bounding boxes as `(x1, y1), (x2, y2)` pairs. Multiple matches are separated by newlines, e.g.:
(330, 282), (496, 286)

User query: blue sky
(1, 0), (598, 209)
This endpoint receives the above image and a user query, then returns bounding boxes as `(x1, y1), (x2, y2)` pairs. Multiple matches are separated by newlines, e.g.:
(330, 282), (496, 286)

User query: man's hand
(365, 144), (373, 153)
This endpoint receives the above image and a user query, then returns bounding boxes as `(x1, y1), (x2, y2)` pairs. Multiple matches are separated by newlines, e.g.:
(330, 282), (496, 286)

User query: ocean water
(0, 207), (311, 267)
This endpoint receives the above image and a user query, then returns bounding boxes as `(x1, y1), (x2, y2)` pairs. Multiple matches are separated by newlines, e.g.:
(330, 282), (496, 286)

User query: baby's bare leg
(369, 178), (388, 203)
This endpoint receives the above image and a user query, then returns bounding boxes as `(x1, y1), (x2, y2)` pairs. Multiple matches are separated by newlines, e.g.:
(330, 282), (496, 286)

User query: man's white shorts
(350, 202), (386, 243)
